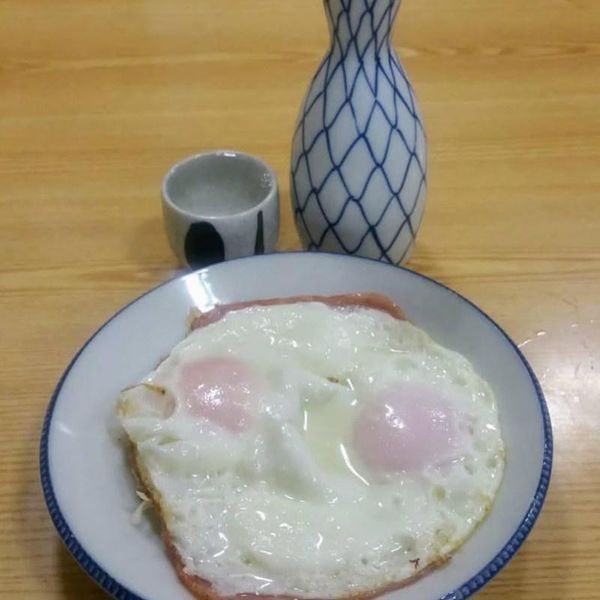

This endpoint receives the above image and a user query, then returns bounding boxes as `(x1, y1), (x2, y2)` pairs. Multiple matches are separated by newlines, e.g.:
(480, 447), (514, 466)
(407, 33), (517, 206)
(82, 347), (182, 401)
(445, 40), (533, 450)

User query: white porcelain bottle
(290, 0), (427, 265)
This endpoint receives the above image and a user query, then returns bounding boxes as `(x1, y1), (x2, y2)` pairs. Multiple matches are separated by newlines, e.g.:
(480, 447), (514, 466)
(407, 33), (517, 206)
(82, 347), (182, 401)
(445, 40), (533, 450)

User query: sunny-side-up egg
(117, 301), (505, 599)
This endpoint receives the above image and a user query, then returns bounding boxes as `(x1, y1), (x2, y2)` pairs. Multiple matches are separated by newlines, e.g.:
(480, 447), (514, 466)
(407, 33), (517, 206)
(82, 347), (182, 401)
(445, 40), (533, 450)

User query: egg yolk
(354, 382), (459, 472)
(178, 357), (263, 432)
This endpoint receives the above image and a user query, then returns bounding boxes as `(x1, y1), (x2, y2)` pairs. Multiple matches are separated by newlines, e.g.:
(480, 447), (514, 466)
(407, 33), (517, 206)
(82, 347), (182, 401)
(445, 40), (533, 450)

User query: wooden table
(1, 1), (599, 598)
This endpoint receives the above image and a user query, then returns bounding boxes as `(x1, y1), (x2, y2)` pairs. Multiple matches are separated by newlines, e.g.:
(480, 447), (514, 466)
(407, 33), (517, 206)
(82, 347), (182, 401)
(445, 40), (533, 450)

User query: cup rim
(161, 150), (278, 221)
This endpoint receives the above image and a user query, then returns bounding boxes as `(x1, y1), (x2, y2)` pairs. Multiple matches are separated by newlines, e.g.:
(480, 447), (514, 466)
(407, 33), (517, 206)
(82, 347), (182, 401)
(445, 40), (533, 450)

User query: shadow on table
(476, 481), (570, 598)
(17, 457), (111, 597)
(128, 215), (178, 269)
(405, 240), (450, 283)
(58, 541), (111, 599)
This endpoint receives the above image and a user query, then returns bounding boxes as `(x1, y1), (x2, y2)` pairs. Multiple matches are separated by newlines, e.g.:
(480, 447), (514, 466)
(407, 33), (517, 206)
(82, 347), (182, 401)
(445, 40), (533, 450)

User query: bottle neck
(323, 0), (401, 54)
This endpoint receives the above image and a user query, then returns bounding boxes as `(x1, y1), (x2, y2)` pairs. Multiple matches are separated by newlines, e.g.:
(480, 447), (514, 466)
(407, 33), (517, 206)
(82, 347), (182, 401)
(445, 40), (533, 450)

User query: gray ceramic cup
(162, 151), (279, 269)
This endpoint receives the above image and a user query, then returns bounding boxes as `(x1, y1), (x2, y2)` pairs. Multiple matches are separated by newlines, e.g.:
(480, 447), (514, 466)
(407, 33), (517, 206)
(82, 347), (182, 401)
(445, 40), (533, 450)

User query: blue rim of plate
(39, 252), (553, 600)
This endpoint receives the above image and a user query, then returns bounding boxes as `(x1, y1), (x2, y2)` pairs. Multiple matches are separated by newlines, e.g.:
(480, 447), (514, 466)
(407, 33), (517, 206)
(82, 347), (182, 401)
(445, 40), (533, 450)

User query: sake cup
(162, 150), (280, 269)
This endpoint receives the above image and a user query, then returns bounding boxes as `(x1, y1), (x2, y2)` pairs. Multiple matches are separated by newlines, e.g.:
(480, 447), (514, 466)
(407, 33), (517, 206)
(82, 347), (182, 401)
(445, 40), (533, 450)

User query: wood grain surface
(1, 0), (599, 598)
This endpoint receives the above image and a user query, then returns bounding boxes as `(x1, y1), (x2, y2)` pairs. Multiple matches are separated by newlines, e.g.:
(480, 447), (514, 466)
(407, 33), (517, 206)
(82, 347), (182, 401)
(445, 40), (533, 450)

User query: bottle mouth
(323, 0), (401, 49)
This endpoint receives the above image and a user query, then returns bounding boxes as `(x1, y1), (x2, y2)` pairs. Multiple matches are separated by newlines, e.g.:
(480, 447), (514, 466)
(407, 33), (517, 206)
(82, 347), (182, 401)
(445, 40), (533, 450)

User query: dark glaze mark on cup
(254, 211), (264, 255)
(184, 221), (225, 268)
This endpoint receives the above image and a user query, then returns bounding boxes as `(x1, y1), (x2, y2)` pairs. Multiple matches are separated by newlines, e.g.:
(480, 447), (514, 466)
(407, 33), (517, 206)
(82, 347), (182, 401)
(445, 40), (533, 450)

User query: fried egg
(118, 300), (505, 599)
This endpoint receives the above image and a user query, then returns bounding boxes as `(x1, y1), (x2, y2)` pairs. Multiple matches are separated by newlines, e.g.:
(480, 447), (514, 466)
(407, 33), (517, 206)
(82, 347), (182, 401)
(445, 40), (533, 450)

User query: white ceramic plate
(40, 253), (552, 600)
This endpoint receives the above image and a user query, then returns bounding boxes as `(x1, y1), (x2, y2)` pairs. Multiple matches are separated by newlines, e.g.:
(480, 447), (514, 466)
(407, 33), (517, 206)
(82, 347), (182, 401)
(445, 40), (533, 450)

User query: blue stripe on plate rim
(39, 251), (553, 600)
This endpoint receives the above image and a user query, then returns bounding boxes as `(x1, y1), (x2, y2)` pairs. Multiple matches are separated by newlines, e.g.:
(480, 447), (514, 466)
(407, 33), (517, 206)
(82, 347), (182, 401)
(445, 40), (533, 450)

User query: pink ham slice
(190, 293), (405, 330)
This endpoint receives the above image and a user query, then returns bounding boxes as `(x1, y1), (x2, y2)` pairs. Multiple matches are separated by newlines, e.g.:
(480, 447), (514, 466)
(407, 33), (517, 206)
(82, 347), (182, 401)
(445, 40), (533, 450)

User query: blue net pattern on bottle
(291, 0), (427, 265)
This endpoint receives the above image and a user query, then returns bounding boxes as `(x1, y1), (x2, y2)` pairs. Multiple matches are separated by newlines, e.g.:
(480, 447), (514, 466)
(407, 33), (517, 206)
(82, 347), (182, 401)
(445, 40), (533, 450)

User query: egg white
(118, 302), (505, 598)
